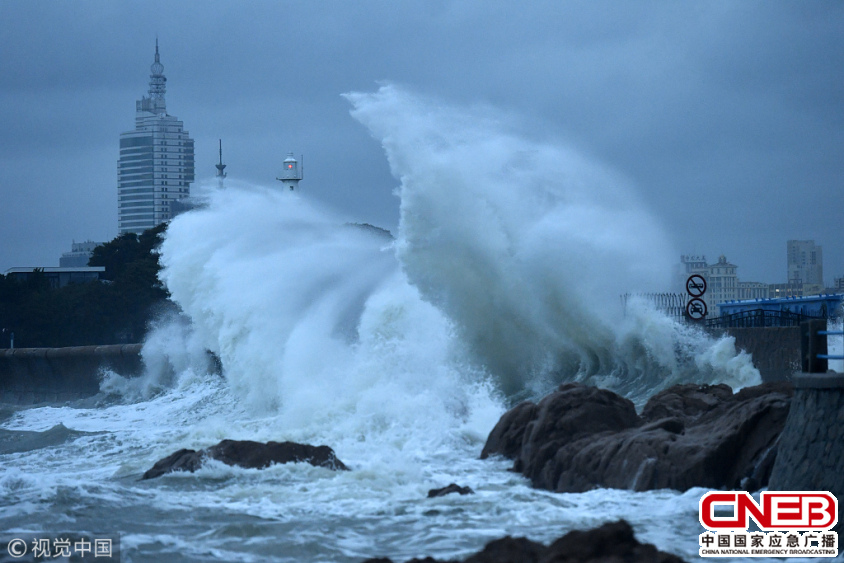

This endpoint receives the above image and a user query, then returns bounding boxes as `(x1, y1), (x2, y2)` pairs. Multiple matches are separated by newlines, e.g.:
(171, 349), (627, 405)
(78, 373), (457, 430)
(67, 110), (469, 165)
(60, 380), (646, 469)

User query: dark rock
(359, 520), (685, 563)
(206, 439), (348, 471)
(484, 383), (640, 486)
(142, 448), (204, 480)
(640, 383), (733, 422)
(517, 384), (640, 482)
(427, 483), (475, 498)
(480, 401), (538, 461)
(541, 520), (685, 563)
(142, 439), (348, 479)
(741, 443), (778, 492)
(361, 559), (447, 563)
(482, 381), (793, 493)
(464, 536), (544, 563)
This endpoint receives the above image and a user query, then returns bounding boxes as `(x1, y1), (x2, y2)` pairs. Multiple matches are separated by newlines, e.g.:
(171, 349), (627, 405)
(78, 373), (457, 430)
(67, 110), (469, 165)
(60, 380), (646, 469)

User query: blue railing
(816, 330), (844, 361)
(802, 320), (843, 373)
(706, 309), (819, 329)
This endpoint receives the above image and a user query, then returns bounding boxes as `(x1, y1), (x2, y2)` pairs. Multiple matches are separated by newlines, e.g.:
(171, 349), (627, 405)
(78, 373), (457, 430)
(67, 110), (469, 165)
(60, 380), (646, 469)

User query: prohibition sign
(686, 298), (708, 321)
(686, 274), (707, 297)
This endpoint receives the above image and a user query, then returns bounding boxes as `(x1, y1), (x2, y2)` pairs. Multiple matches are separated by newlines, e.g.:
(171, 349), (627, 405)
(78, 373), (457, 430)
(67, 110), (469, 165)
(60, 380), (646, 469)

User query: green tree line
(0, 224), (171, 348)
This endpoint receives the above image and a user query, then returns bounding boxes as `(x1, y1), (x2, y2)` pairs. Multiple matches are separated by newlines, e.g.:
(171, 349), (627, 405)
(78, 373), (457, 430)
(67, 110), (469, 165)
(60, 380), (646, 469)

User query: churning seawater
(1, 86), (767, 562)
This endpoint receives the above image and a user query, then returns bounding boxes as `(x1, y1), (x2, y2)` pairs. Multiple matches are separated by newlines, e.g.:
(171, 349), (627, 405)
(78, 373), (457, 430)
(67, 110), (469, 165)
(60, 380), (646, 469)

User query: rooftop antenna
(216, 139), (227, 188)
(215, 139), (227, 178)
(148, 37), (166, 105)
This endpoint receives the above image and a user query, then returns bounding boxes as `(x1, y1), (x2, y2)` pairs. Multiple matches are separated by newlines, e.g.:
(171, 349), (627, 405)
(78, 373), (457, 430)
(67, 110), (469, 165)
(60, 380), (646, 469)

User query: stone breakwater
(481, 381), (793, 493)
(768, 372), (844, 532)
(0, 345), (223, 404)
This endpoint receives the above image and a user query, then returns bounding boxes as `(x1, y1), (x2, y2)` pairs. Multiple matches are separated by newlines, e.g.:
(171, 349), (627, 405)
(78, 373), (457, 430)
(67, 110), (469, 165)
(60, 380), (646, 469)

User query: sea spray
(158, 182), (500, 455)
(346, 84), (760, 400)
(100, 310), (214, 403)
(160, 185), (398, 412)
(156, 84), (758, 444)
(608, 296), (759, 401)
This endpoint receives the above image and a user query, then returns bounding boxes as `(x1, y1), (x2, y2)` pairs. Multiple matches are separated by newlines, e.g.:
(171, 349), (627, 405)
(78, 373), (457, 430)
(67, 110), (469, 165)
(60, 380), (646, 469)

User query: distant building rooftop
(4, 267), (106, 289)
(60, 240), (101, 268)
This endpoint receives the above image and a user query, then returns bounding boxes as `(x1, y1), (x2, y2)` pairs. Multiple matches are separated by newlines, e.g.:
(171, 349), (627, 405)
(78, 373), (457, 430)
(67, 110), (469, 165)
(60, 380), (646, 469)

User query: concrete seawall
(768, 372), (844, 531)
(0, 326), (801, 404)
(0, 326), (806, 404)
(0, 345), (143, 404)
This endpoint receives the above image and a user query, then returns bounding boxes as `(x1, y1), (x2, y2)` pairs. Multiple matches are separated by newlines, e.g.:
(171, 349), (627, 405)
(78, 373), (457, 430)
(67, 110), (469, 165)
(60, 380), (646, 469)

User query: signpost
(686, 298), (708, 321)
(685, 275), (708, 321)
(686, 274), (707, 297)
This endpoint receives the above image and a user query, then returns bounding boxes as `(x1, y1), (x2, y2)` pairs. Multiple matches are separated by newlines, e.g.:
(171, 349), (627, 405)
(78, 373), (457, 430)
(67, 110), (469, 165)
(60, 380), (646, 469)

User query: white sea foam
(98, 312), (214, 404)
(158, 182), (499, 457)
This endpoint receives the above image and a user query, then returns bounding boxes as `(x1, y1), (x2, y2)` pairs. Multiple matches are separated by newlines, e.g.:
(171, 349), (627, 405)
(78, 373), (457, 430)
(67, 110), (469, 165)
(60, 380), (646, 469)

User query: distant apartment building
(737, 281), (769, 301)
(787, 240), (823, 286)
(705, 255), (738, 313)
(59, 240), (101, 268)
(769, 282), (805, 299)
(118, 41), (194, 234)
(758, 241), (827, 298)
(678, 255), (708, 278)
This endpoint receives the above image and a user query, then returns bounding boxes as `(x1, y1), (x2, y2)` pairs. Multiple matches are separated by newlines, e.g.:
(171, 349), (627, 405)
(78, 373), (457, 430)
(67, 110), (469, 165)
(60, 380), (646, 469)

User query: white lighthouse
(277, 152), (303, 191)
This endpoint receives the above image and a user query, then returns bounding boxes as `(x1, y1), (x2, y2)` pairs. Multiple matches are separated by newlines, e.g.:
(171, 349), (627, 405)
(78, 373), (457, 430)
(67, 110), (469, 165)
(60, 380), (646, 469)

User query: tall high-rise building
(117, 41), (195, 234)
(787, 240), (823, 286)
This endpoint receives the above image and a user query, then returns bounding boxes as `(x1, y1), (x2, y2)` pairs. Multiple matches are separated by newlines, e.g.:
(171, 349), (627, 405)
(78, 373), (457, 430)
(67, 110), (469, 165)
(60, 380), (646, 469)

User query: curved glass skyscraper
(117, 41), (195, 234)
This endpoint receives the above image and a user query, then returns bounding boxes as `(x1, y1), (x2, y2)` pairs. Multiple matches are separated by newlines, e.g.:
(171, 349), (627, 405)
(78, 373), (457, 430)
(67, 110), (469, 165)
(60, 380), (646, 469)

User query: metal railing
(817, 330), (844, 362)
(621, 293), (688, 322)
(705, 309), (820, 329)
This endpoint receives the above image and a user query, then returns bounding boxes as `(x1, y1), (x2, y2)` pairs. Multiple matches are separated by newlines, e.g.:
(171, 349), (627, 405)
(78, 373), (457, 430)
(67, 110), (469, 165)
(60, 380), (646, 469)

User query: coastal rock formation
(361, 520), (686, 562)
(142, 439), (348, 479)
(481, 381), (792, 493)
(427, 483), (475, 498)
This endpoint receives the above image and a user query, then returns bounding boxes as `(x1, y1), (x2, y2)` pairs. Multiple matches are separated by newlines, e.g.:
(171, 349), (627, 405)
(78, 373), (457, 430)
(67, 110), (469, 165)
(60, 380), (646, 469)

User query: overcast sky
(1, 1), (842, 285)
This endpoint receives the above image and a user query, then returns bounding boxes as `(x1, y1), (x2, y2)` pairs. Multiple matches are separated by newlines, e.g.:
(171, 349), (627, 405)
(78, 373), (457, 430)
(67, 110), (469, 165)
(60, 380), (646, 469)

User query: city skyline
(1, 2), (843, 284)
(677, 243), (836, 317)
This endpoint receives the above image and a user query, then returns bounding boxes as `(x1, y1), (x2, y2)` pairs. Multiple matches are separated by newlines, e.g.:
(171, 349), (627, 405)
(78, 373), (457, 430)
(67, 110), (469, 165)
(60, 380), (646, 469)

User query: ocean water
(1, 85), (768, 562)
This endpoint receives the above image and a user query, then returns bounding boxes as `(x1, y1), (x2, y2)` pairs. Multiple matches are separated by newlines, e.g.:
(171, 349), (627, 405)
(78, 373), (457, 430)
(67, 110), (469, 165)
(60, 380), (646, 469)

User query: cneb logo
(700, 491), (838, 531)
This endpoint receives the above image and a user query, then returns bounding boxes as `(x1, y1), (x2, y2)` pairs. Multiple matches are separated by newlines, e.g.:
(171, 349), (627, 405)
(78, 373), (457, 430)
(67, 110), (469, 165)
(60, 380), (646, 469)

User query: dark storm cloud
(1, 0), (842, 285)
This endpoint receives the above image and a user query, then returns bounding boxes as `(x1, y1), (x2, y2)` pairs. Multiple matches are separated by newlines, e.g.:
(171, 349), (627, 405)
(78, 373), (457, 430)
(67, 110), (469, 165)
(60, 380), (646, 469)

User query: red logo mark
(700, 491), (838, 531)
